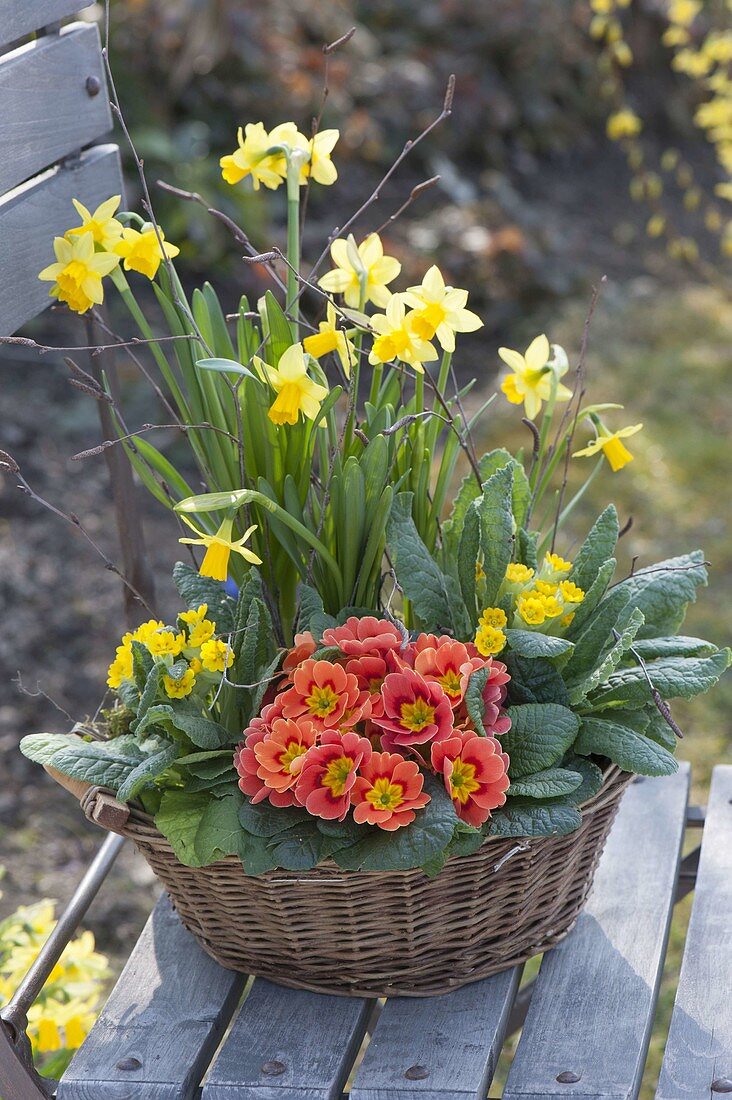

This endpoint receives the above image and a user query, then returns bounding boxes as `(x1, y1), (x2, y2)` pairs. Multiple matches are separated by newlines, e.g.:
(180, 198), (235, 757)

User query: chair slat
(656, 765), (732, 1100)
(0, 23), (112, 196)
(503, 765), (690, 1100)
(350, 965), (522, 1100)
(58, 895), (245, 1100)
(0, 144), (123, 336)
(0, 0), (82, 50)
(202, 979), (371, 1100)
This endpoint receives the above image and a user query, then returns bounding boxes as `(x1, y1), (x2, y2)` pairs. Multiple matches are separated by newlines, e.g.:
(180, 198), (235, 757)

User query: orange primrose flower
(377, 667), (454, 749)
(279, 659), (368, 731)
(295, 731), (372, 820)
(322, 615), (404, 658)
(352, 751), (431, 830)
(431, 730), (510, 828)
(413, 637), (484, 708)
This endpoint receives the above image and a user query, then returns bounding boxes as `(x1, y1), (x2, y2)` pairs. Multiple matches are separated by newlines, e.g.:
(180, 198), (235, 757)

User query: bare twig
(0, 333), (197, 356)
(13, 673), (75, 725)
(613, 630), (685, 740)
(70, 420), (240, 461)
(373, 176), (441, 236)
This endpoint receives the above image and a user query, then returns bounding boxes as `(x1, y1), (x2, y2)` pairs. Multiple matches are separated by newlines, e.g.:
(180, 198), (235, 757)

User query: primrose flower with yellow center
(180, 601), (216, 648)
(606, 108), (643, 141)
(38, 232), (120, 315)
(319, 232), (401, 308)
(163, 668), (196, 698)
(474, 624), (507, 657)
(220, 122), (288, 190)
(179, 515), (262, 581)
(402, 265), (483, 352)
(106, 644), (133, 689)
(254, 343), (330, 426)
(505, 563), (535, 586)
(146, 629), (185, 658)
(368, 294), (439, 373)
(559, 580), (585, 606)
(200, 638), (234, 674)
(114, 225), (180, 280)
(303, 302), (357, 376)
(516, 595), (548, 627)
(296, 730), (373, 821)
(499, 334), (572, 420)
(352, 751), (431, 831)
(479, 607), (508, 631)
(542, 552), (573, 579)
(574, 422), (643, 472)
(66, 195), (124, 250)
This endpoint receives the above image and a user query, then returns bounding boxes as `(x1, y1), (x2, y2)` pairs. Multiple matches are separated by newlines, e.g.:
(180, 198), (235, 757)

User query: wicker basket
(49, 764), (631, 997)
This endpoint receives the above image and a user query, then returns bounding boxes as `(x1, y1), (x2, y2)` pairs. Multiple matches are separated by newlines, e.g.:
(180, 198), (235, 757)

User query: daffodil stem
(344, 281), (367, 450)
(285, 157), (302, 337)
(538, 456), (603, 555)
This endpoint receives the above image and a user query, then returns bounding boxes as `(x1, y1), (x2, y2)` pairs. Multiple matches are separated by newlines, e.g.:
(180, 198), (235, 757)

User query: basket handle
(44, 766), (130, 835)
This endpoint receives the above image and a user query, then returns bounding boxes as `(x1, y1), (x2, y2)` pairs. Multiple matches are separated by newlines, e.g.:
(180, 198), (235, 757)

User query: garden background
(1, 0), (730, 1093)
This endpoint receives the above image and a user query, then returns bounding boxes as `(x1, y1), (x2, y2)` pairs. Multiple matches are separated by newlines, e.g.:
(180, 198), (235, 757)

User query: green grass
(475, 278), (731, 1096)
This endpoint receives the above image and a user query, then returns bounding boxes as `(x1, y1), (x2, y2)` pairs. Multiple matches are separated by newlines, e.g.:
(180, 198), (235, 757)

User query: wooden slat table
(55, 765), (732, 1100)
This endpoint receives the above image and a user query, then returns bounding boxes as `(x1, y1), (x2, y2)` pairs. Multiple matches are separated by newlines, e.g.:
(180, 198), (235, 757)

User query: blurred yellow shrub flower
(38, 233), (120, 315)
(403, 265), (483, 352)
(319, 233), (401, 308)
(606, 108), (642, 140)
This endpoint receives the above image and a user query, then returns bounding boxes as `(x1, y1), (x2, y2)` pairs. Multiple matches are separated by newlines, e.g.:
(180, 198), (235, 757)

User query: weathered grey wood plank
(202, 980), (372, 1100)
(0, 0), (83, 50)
(0, 22), (112, 194)
(57, 894), (245, 1100)
(350, 965), (522, 1100)
(503, 765), (690, 1100)
(0, 144), (123, 335)
(656, 765), (732, 1100)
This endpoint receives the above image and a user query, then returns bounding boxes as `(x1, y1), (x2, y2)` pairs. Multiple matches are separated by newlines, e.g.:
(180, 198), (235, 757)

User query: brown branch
(71, 420), (241, 461)
(373, 176), (441, 236)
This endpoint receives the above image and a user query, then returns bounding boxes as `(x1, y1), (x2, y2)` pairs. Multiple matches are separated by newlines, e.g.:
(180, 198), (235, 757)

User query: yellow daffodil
(200, 638), (234, 674)
(474, 624), (507, 656)
(38, 232), (120, 314)
(402, 265), (483, 352)
(368, 294), (439, 373)
(574, 423), (643, 472)
(114, 225), (180, 280)
(303, 301), (357, 376)
(254, 343), (329, 425)
(499, 334), (572, 419)
(179, 515), (262, 581)
(319, 233), (401, 308)
(606, 108), (642, 141)
(220, 122), (288, 190)
(304, 128), (339, 185)
(66, 195), (124, 250)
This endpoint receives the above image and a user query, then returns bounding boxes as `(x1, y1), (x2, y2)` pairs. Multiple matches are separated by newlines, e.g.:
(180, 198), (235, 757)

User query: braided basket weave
(49, 762), (631, 997)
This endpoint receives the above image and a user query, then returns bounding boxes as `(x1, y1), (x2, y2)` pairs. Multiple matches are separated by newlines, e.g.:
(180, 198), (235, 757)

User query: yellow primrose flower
(187, 617), (216, 648)
(505, 562), (535, 585)
(67, 195), (124, 250)
(499, 334), (572, 420)
(474, 624), (507, 656)
(402, 265), (483, 352)
(606, 109), (642, 141)
(574, 423), (643, 472)
(479, 606), (508, 630)
(114, 225), (180, 280)
(254, 343), (330, 425)
(543, 552), (573, 577)
(106, 645), (133, 689)
(516, 596), (547, 626)
(319, 233), (401, 308)
(200, 638), (234, 674)
(163, 668), (196, 698)
(475, 560), (486, 581)
(38, 232), (120, 314)
(559, 580), (586, 605)
(368, 294), (439, 373)
(179, 515), (262, 581)
(303, 302), (357, 376)
(532, 580), (559, 596)
(146, 629), (185, 658)
(180, 604), (208, 626)
(131, 619), (166, 644)
(220, 122), (288, 190)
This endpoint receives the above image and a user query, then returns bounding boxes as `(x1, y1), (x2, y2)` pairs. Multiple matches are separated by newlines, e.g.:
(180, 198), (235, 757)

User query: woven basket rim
(55, 761), (630, 880)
